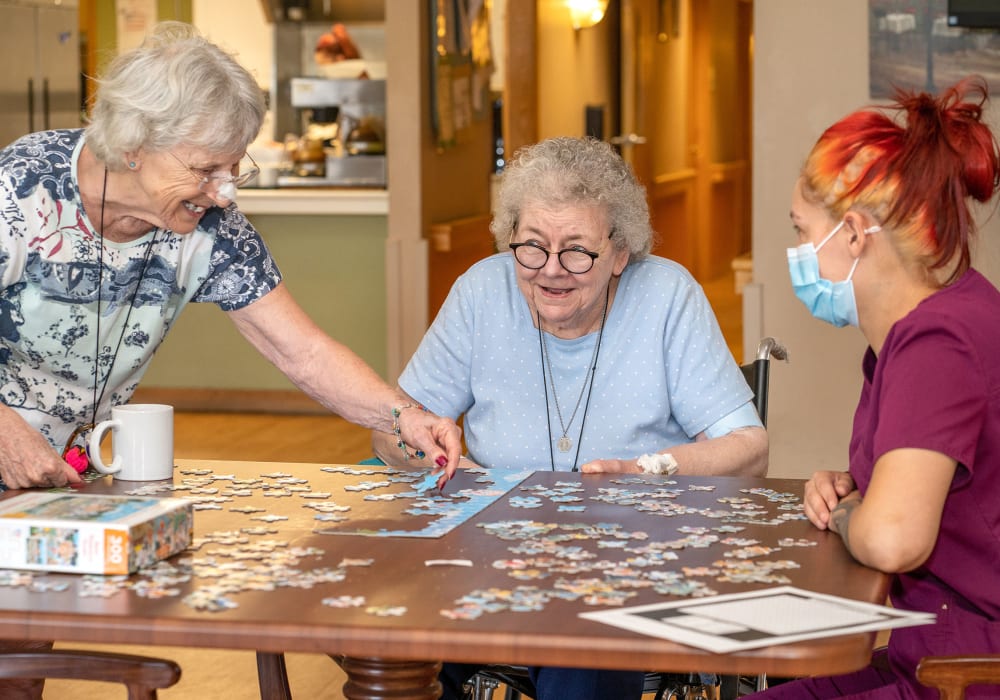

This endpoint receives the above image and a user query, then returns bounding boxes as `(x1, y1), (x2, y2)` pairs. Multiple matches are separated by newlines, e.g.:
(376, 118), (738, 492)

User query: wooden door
(618, 0), (752, 281)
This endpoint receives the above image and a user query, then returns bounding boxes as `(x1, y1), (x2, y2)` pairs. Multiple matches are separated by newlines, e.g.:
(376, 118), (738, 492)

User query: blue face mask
(786, 221), (880, 327)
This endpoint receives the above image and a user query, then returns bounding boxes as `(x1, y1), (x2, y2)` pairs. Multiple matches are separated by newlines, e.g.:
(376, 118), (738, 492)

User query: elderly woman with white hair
(0, 22), (462, 697)
(0, 20), (459, 491)
(373, 136), (768, 700)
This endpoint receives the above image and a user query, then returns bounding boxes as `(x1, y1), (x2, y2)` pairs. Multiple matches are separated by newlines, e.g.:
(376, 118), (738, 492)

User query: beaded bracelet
(391, 403), (427, 461)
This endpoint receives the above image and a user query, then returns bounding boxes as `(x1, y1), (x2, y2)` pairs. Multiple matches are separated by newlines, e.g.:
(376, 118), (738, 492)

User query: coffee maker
(281, 77), (387, 187)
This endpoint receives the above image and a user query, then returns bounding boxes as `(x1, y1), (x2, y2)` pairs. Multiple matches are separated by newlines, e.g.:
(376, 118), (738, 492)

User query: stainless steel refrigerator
(0, 0), (81, 149)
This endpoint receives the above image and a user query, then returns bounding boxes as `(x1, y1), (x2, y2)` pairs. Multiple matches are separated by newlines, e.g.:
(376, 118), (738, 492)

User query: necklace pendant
(557, 436), (572, 452)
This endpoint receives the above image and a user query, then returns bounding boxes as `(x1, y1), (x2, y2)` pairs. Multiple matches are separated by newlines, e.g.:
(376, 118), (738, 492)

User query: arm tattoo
(830, 498), (861, 557)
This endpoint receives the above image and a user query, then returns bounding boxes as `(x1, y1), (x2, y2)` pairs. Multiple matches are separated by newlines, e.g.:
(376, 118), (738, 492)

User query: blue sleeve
(398, 272), (476, 420)
(703, 401), (763, 438)
(660, 270), (755, 436)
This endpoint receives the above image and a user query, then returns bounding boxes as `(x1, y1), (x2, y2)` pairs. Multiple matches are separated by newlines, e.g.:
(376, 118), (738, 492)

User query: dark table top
(0, 459), (888, 678)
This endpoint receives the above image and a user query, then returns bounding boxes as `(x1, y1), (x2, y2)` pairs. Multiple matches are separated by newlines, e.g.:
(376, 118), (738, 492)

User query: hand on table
(580, 459), (639, 474)
(803, 470), (856, 530)
(0, 409), (82, 489)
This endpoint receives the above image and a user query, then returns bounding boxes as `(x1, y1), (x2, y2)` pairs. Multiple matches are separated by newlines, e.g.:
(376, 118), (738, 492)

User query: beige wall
(192, 0), (273, 91)
(537, 0), (618, 139)
(753, 0), (1000, 478)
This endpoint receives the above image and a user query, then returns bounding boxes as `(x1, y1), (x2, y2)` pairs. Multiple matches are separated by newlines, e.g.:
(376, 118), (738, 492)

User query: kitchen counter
(237, 187), (388, 215)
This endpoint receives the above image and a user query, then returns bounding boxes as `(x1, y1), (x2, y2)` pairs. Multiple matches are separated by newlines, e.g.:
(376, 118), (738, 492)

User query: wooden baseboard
(131, 387), (330, 415)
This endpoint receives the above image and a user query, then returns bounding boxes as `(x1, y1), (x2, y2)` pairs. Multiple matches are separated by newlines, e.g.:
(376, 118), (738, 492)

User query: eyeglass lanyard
(62, 169), (157, 461)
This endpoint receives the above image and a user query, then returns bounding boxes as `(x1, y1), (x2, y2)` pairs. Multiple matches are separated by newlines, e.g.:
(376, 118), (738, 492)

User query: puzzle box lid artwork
(0, 492), (193, 575)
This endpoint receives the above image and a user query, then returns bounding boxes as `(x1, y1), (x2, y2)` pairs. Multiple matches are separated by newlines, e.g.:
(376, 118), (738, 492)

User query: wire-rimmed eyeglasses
(169, 151), (260, 193)
(508, 231), (612, 274)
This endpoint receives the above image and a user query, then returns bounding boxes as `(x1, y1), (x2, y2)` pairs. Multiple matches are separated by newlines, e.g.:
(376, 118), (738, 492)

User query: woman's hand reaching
(396, 406), (463, 485)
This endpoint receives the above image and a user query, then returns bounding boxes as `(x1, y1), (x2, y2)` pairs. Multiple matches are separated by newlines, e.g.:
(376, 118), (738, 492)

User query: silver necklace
(538, 285), (610, 469)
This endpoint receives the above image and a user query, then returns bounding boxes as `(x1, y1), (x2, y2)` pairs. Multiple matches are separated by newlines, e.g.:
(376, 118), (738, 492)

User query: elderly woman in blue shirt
(373, 136), (767, 700)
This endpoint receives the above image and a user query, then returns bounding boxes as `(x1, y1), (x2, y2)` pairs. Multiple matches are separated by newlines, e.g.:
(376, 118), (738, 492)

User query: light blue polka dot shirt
(400, 253), (759, 471)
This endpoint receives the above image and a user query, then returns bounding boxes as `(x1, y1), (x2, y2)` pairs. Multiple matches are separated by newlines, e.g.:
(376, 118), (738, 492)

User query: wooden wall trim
(653, 168), (697, 187)
(385, 0), (429, 380)
(505, 0), (538, 156)
(131, 388), (330, 415)
(710, 160), (749, 183)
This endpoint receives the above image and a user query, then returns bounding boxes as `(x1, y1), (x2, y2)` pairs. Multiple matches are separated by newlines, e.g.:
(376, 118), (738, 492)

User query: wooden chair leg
(256, 651), (292, 700)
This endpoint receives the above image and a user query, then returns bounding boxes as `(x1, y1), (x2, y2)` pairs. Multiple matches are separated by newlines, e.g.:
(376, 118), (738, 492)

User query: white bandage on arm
(637, 453), (678, 475)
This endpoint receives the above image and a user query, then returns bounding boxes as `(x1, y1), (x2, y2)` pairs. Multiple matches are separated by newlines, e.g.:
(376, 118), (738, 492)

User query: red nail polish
(436, 455), (447, 468)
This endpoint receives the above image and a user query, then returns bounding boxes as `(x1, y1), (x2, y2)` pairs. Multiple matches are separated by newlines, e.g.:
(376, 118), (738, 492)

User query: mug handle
(88, 419), (123, 474)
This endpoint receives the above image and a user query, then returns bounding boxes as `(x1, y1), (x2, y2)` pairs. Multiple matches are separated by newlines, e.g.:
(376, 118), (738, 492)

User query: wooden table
(0, 460), (889, 699)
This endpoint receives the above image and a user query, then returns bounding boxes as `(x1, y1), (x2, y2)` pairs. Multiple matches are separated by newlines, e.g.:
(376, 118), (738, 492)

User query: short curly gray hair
(491, 136), (654, 262)
(85, 21), (265, 171)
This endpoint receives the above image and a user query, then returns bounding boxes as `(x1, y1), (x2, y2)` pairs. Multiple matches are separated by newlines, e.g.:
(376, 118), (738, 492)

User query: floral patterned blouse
(0, 129), (282, 453)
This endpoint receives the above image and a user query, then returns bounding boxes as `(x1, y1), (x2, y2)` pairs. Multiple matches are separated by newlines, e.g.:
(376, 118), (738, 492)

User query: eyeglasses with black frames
(169, 151), (260, 193)
(508, 231), (612, 274)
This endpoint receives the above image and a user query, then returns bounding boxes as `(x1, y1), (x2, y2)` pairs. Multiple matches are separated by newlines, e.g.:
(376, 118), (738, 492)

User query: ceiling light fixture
(566, 0), (609, 30)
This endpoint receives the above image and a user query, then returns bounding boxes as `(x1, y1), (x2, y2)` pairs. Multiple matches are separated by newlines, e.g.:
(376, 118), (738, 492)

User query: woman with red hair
(753, 76), (1000, 698)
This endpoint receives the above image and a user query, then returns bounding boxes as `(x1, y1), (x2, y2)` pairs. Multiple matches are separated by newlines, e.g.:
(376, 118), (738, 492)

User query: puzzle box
(0, 492), (193, 575)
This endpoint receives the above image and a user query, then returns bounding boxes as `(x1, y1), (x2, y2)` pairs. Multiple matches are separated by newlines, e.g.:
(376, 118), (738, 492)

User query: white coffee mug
(88, 404), (175, 481)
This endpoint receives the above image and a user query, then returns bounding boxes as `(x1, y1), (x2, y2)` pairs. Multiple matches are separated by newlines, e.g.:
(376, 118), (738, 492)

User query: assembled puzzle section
(0, 492), (193, 575)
